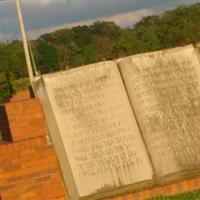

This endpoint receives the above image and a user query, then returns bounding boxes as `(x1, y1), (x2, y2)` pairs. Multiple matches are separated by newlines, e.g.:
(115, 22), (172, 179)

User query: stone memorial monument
(34, 45), (200, 200)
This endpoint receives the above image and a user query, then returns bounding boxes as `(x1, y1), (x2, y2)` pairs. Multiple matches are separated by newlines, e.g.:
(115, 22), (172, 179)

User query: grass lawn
(13, 78), (30, 92)
(149, 190), (200, 200)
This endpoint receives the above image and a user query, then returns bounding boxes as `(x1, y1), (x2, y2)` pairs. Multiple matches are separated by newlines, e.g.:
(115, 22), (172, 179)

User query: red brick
(0, 92), (66, 200)
(1, 97), (46, 142)
(9, 91), (32, 102)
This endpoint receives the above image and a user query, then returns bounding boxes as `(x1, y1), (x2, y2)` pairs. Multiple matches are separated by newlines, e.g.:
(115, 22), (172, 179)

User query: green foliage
(0, 42), (25, 103)
(0, 72), (13, 103)
(37, 3), (200, 68)
(1, 3), (200, 102)
(134, 3), (200, 49)
(0, 41), (26, 78)
(91, 21), (122, 40)
(149, 190), (200, 200)
(36, 41), (60, 73)
(13, 78), (30, 92)
(114, 29), (144, 57)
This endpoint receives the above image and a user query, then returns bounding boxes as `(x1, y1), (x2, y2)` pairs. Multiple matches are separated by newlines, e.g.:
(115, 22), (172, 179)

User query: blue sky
(0, 0), (200, 40)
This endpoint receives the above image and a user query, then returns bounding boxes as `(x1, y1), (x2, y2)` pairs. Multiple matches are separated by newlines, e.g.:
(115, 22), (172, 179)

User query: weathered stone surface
(34, 61), (153, 200)
(118, 45), (200, 181)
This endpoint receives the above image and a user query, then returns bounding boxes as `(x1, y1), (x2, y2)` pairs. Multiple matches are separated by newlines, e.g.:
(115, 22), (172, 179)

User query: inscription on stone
(42, 61), (153, 197)
(119, 46), (200, 178)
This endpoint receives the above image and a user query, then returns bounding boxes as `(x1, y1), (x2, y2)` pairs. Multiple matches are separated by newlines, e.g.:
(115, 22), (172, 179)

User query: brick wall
(3, 98), (46, 142)
(0, 106), (9, 141)
(0, 91), (66, 200)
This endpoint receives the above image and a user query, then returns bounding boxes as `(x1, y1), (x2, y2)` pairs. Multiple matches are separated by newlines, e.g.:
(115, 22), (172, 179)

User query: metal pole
(15, 0), (34, 83)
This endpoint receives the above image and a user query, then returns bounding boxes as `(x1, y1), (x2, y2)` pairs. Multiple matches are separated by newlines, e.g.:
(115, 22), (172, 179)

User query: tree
(36, 41), (60, 73)
(91, 21), (121, 40)
(113, 29), (144, 57)
(0, 43), (17, 102)
(1, 2), (200, 85)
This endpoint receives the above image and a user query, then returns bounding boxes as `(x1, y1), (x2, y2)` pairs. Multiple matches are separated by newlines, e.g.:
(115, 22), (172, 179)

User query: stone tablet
(118, 45), (200, 181)
(34, 61), (153, 200)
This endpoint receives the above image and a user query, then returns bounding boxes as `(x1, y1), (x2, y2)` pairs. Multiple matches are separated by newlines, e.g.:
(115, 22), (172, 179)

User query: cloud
(22, 0), (54, 4)
(105, 9), (153, 27)
(28, 8), (153, 39)
(1, 0), (196, 41)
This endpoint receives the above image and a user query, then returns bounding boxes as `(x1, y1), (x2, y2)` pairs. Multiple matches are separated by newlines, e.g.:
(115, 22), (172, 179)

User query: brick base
(0, 91), (66, 200)
(0, 137), (66, 200)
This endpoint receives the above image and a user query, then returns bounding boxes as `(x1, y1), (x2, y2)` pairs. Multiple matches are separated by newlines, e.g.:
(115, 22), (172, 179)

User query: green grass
(13, 78), (30, 92)
(149, 190), (200, 200)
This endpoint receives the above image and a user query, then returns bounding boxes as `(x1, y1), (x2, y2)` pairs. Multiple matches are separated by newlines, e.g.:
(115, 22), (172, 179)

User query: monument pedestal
(0, 91), (66, 200)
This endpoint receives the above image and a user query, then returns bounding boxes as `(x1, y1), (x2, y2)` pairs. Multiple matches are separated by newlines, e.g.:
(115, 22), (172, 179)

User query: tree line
(1, 3), (200, 102)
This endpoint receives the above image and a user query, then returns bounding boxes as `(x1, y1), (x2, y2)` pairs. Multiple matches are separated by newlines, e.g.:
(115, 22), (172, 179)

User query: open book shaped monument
(34, 45), (200, 200)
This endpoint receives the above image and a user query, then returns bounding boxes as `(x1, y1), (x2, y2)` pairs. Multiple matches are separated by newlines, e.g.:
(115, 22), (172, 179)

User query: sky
(0, 0), (200, 40)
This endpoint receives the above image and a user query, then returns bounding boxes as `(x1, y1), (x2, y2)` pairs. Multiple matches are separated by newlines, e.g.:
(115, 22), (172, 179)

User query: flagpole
(15, 0), (34, 83)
